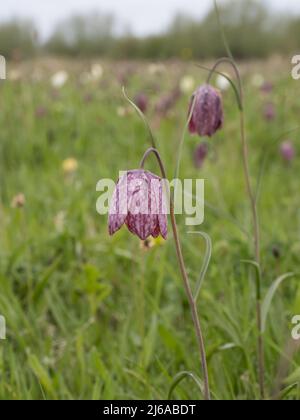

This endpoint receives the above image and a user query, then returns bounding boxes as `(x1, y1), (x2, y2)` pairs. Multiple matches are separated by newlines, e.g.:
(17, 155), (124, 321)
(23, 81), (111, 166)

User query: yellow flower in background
(62, 158), (78, 175)
(140, 235), (166, 251)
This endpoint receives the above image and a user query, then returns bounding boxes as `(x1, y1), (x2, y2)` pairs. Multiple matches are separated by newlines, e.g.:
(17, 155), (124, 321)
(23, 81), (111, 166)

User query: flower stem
(240, 106), (264, 400)
(169, 208), (211, 400)
(140, 147), (211, 400)
(206, 57), (264, 399)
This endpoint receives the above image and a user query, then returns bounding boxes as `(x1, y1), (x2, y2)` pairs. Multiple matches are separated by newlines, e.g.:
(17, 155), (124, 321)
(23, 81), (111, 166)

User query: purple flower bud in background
(194, 142), (209, 169)
(108, 170), (167, 240)
(263, 102), (276, 121)
(188, 84), (223, 137)
(260, 81), (273, 94)
(134, 93), (148, 113)
(280, 140), (295, 163)
(155, 87), (181, 117)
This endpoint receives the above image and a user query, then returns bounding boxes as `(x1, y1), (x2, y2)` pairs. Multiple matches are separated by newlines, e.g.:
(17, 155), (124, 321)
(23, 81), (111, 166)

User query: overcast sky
(1, 0), (300, 39)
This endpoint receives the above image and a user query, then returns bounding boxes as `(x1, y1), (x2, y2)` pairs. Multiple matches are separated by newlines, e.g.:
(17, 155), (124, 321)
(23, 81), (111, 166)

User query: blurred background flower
(62, 157), (78, 175)
(51, 70), (69, 88)
(280, 140), (295, 163)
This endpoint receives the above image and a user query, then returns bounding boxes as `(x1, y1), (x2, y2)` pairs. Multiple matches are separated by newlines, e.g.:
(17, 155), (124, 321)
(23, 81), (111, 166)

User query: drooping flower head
(188, 84), (223, 137)
(108, 170), (167, 240)
(280, 140), (295, 163)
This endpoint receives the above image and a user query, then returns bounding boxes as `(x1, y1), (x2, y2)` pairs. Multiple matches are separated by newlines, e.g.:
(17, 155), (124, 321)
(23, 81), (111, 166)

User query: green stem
(140, 147), (211, 401)
(207, 57), (264, 399)
(122, 87), (157, 149)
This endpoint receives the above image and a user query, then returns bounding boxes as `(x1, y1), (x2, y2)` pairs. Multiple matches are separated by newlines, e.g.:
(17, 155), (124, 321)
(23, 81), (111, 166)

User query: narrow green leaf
(168, 371), (203, 400)
(240, 259), (261, 300)
(272, 383), (298, 400)
(188, 231), (212, 301)
(262, 273), (295, 333)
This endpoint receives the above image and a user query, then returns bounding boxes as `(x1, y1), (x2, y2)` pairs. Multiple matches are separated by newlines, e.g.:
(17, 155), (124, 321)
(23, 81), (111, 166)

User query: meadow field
(0, 56), (299, 400)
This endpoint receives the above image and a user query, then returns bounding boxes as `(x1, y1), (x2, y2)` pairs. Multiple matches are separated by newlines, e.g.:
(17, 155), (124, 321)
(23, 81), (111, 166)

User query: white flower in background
(251, 73), (264, 88)
(180, 75), (195, 93)
(51, 71), (69, 88)
(80, 63), (103, 84)
(90, 63), (103, 80)
(148, 63), (166, 76)
(9, 69), (21, 81)
(216, 73), (230, 91)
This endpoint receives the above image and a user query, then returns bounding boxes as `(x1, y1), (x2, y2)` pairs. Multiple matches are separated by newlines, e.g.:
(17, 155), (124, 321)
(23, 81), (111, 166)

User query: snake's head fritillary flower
(280, 140), (295, 163)
(108, 170), (168, 240)
(188, 84), (223, 137)
(134, 93), (148, 113)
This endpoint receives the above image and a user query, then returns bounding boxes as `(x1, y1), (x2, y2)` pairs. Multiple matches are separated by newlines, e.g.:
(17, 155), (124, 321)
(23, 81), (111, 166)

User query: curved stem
(122, 87), (157, 149)
(206, 58), (264, 399)
(207, 57), (243, 108)
(140, 147), (211, 401)
(174, 94), (196, 180)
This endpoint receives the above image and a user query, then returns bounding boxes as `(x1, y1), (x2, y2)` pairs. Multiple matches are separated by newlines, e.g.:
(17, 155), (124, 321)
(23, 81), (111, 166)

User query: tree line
(1, 0), (300, 60)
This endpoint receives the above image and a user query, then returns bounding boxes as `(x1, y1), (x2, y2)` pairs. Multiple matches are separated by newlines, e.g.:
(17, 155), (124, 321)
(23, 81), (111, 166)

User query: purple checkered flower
(188, 84), (223, 137)
(108, 170), (167, 240)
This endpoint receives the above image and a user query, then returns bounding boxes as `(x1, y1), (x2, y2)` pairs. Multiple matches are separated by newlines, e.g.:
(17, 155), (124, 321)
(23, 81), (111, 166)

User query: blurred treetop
(1, 0), (300, 59)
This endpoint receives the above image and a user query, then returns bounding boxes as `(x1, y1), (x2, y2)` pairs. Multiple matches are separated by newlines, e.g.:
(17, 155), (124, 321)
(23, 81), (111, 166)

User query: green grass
(0, 59), (300, 400)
